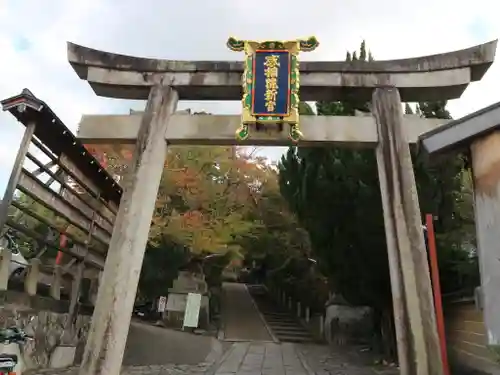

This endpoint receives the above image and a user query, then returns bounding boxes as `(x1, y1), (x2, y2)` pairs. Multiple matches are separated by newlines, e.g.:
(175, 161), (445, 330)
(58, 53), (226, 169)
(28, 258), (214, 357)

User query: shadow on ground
(123, 321), (223, 366)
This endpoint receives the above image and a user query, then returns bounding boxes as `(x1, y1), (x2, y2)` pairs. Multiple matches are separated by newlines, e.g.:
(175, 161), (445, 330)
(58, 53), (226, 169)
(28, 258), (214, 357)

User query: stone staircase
(246, 285), (315, 344)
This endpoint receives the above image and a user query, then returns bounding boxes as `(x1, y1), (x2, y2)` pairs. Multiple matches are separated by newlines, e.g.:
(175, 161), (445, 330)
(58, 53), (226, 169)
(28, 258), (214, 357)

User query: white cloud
(0, 0), (499, 196)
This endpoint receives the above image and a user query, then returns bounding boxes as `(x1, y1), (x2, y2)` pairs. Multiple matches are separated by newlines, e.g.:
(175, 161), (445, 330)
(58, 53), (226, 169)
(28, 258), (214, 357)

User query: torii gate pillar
(374, 87), (442, 375)
(79, 85), (178, 375)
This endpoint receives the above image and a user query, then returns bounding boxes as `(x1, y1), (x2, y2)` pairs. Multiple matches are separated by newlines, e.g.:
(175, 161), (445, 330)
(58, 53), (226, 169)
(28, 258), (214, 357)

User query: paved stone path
(221, 283), (273, 342)
(28, 342), (399, 375)
(27, 283), (399, 375)
(214, 342), (310, 375)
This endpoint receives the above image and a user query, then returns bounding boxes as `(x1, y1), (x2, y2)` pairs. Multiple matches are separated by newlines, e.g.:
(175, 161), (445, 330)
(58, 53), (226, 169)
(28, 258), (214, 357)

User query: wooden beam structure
(420, 102), (500, 366)
(0, 89), (123, 270)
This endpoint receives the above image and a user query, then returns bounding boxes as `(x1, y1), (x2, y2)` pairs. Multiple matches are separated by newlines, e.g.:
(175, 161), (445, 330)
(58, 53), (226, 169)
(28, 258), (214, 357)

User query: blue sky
(0, 0), (498, 198)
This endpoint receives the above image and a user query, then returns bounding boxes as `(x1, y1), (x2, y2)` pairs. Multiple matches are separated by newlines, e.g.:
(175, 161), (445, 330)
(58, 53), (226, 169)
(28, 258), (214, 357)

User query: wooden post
(50, 264), (62, 300)
(63, 260), (85, 342)
(373, 87), (443, 375)
(0, 248), (11, 290)
(79, 85), (178, 375)
(470, 131), (500, 346)
(374, 110), (412, 374)
(0, 122), (36, 232)
(56, 234), (67, 265)
(24, 258), (40, 296)
(319, 315), (324, 337)
(425, 214), (450, 375)
(88, 273), (101, 305)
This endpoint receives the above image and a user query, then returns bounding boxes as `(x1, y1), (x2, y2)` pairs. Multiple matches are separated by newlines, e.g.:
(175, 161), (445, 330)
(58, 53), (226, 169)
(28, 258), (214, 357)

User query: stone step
(274, 335), (315, 343)
(268, 323), (307, 331)
(265, 321), (300, 327)
(260, 311), (290, 315)
(262, 312), (294, 316)
(271, 328), (310, 335)
(260, 311), (294, 316)
(268, 320), (302, 324)
(246, 284), (316, 344)
(264, 318), (294, 322)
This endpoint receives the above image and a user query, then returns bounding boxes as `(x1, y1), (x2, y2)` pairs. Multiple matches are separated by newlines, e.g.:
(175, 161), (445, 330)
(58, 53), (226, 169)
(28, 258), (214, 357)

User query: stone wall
(0, 290), (92, 372)
(323, 304), (373, 345)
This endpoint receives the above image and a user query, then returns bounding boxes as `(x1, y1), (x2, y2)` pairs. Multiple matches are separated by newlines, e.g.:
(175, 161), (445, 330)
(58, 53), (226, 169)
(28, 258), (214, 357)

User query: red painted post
(55, 234), (67, 265)
(425, 213), (450, 375)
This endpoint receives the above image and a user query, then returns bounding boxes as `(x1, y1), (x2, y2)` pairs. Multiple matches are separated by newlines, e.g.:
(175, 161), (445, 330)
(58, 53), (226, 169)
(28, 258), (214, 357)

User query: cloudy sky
(0, 0), (498, 197)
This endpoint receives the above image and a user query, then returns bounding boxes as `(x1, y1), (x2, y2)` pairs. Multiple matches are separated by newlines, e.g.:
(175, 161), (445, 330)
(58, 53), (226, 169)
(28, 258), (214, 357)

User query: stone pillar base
(49, 345), (76, 368)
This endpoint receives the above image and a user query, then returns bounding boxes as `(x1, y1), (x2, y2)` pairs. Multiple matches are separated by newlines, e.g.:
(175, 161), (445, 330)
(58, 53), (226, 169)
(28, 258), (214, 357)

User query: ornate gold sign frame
(227, 36), (319, 142)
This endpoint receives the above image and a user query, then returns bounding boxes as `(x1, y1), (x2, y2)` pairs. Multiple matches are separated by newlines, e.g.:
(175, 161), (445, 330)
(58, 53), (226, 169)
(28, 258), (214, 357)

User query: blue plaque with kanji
(251, 51), (291, 117)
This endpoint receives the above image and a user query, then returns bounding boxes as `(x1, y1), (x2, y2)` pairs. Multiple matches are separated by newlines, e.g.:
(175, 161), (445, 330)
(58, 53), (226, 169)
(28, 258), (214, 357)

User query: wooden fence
(445, 298), (499, 374)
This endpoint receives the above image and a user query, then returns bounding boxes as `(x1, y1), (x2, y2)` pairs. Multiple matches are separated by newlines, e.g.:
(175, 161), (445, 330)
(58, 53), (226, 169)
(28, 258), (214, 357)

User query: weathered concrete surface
(221, 283), (273, 342)
(373, 87), (442, 375)
(79, 85), (178, 375)
(471, 131), (500, 347)
(420, 100), (500, 155)
(76, 113), (447, 147)
(68, 41), (496, 102)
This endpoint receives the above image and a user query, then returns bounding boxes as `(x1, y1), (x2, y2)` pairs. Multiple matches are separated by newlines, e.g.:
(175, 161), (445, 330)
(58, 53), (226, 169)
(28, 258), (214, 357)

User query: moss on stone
(487, 344), (500, 363)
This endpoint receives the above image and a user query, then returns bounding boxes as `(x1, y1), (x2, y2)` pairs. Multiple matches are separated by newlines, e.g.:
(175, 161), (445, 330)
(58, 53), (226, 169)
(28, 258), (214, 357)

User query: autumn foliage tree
(86, 141), (319, 300)
(151, 146), (266, 255)
(85, 145), (259, 254)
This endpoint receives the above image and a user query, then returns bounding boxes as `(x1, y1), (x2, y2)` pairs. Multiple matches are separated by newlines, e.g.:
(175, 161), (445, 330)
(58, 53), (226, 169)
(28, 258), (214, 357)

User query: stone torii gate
(67, 39), (496, 375)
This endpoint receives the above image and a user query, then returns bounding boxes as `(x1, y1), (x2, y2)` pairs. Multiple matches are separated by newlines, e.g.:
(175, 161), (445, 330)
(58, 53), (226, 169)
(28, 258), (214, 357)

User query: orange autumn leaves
(151, 147), (270, 254)
(86, 144), (273, 254)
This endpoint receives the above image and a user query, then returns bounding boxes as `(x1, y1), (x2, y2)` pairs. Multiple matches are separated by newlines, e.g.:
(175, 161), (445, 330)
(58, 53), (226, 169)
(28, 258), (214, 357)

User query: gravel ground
(27, 361), (214, 375)
(296, 343), (399, 375)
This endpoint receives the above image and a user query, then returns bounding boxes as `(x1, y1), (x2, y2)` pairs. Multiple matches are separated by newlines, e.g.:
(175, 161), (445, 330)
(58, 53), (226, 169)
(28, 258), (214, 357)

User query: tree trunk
(373, 305), (397, 362)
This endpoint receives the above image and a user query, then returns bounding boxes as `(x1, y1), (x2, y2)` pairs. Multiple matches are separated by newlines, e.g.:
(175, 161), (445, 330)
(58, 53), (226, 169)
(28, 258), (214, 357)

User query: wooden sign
(157, 296), (167, 312)
(227, 36), (319, 142)
(183, 292), (202, 328)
